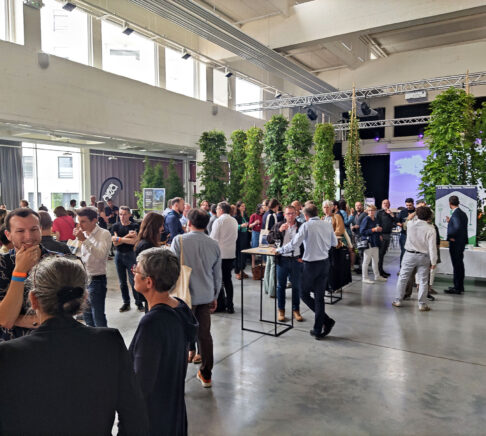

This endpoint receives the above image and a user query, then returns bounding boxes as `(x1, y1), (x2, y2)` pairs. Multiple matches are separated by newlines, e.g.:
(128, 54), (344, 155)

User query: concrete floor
(106, 249), (486, 436)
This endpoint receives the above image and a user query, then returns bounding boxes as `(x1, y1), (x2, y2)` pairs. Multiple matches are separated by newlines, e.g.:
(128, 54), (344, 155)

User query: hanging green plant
(312, 123), (336, 204)
(197, 130), (227, 204)
(281, 113), (313, 205)
(243, 127), (264, 214)
(343, 93), (366, 207)
(263, 114), (289, 202)
(227, 130), (247, 204)
(419, 87), (483, 209)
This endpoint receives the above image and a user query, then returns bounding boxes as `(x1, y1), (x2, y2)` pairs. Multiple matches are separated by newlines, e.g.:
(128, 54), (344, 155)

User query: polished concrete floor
(105, 249), (486, 436)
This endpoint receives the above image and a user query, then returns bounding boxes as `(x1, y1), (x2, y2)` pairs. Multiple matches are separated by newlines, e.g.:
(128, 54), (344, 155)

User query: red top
(249, 213), (263, 233)
(52, 215), (75, 241)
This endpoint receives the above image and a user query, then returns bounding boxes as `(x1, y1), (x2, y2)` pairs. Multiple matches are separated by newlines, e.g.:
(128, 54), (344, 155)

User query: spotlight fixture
(306, 106), (318, 121)
(181, 49), (191, 60)
(274, 90), (282, 99)
(62, 2), (77, 11)
(361, 101), (372, 116)
(122, 24), (134, 36)
(108, 155), (118, 161)
(62, 152), (72, 156)
(418, 128), (424, 140)
(224, 68), (233, 78)
(374, 135), (380, 142)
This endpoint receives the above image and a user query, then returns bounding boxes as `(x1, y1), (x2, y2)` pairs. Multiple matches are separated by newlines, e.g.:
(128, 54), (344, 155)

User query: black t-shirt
(134, 239), (155, 257)
(110, 222), (139, 253)
(105, 205), (119, 225)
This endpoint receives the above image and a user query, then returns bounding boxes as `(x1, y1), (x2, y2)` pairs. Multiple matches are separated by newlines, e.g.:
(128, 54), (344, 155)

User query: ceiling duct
(127, 0), (347, 111)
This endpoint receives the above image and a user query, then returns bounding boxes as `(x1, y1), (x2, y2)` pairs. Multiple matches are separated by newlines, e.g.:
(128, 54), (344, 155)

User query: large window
(0, 0), (6, 41)
(236, 78), (262, 119)
(102, 20), (156, 85)
(1, 0), (24, 44)
(22, 143), (82, 211)
(41, 0), (89, 65)
(165, 47), (194, 98)
(213, 69), (228, 107)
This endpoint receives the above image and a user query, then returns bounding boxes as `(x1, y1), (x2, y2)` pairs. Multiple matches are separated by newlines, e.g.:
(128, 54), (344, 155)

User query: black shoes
(310, 319), (336, 340)
(226, 306), (235, 314)
(136, 302), (145, 312)
(119, 303), (130, 312)
(444, 288), (464, 294)
(427, 294), (435, 301)
(380, 271), (391, 277)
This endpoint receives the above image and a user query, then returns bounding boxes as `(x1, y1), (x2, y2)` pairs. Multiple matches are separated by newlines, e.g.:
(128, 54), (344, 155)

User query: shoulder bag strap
(180, 237), (184, 266)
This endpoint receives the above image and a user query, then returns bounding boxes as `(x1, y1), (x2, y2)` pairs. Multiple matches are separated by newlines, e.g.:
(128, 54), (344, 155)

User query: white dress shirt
(210, 213), (238, 259)
(404, 219), (438, 265)
(281, 223), (298, 257)
(80, 225), (112, 276)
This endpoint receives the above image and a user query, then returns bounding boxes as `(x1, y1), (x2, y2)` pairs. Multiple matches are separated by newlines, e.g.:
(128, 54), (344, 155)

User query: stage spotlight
(306, 107), (318, 121)
(181, 49), (191, 60)
(122, 25), (134, 36)
(418, 128), (424, 139)
(224, 68), (233, 78)
(62, 2), (76, 11)
(361, 101), (372, 116)
(374, 134), (380, 142)
(274, 90), (282, 99)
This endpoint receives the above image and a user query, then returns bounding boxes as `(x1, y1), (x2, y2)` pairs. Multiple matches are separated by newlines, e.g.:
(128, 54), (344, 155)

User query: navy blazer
(447, 207), (468, 247)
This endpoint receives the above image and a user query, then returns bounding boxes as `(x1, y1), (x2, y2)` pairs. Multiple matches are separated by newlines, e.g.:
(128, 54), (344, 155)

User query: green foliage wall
(165, 160), (185, 200)
(312, 123), (336, 204)
(135, 159), (166, 211)
(419, 88), (485, 209)
(281, 113), (313, 205)
(227, 130), (247, 204)
(197, 130), (227, 204)
(243, 127), (264, 214)
(263, 115), (289, 202)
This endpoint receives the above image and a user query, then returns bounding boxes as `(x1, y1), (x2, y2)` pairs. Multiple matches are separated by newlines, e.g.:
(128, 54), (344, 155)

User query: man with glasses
(267, 205), (304, 322)
(0, 208), (43, 341)
(111, 206), (143, 313)
(74, 207), (112, 327)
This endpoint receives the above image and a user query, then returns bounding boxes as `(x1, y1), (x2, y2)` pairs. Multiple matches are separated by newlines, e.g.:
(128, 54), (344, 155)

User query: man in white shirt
(74, 207), (112, 326)
(210, 201), (238, 313)
(392, 206), (437, 312)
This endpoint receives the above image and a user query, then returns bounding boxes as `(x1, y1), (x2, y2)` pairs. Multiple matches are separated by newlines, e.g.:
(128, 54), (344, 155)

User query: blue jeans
(115, 250), (142, 304)
(300, 259), (331, 334)
(276, 257), (302, 311)
(83, 276), (108, 327)
(251, 231), (260, 248)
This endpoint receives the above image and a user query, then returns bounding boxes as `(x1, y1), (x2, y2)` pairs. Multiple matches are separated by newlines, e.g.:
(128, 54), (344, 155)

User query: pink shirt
(52, 215), (75, 241)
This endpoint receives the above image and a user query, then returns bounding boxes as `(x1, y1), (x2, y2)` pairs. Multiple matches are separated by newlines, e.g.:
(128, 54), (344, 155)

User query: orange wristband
(12, 271), (28, 278)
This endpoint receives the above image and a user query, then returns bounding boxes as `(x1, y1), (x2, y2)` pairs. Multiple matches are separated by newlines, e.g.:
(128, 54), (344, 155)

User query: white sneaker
(376, 276), (387, 282)
(392, 299), (402, 307)
(419, 303), (431, 312)
(362, 278), (375, 284)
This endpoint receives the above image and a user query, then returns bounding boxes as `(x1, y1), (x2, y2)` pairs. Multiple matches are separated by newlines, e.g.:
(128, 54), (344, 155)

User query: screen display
(388, 149), (429, 208)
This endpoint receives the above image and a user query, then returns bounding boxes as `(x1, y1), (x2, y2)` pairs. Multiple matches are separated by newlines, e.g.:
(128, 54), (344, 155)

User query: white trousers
(362, 246), (380, 280)
(396, 251), (431, 304)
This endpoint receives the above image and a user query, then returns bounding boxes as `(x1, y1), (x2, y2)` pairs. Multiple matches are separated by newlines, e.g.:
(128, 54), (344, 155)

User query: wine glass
(275, 240), (281, 249)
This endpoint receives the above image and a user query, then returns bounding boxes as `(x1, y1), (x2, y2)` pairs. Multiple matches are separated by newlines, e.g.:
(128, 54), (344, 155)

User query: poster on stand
(435, 185), (477, 245)
(143, 188), (165, 212)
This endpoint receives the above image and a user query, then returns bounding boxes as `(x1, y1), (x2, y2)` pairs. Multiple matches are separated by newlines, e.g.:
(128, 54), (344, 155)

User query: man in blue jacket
(444, 195), (468, 294)
(165, 197), (185, 244)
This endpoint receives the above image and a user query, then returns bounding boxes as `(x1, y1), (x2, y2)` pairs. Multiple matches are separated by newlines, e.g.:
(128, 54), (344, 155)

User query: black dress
(0, 316), (148, 435)
(234, 213), (251, 274)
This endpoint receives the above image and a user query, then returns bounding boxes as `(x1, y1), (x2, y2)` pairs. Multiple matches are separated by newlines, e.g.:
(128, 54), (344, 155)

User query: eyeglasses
(131, 264), (147, 278)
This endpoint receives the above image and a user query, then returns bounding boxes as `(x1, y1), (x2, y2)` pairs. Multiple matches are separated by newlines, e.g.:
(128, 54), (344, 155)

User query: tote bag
(171, 238), (192, 307)
(259, 212), (275, 246)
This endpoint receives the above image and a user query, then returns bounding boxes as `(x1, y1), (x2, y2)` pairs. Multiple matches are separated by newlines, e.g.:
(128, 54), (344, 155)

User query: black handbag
(356, 236), (369, 250)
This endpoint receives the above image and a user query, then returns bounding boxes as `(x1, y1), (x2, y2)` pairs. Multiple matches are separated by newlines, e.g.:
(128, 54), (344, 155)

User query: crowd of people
(0, 192), (468, 434)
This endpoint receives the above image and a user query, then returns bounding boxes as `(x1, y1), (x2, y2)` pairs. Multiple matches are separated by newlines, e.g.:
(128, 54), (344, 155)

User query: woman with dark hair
(52, 206), (75, 242)
(0, 256), (148, 434)
(249, 204), (264, 276)
(97, 201), (108, 229)
(234, 201), (250, 280)
(134, 212), (165, 256)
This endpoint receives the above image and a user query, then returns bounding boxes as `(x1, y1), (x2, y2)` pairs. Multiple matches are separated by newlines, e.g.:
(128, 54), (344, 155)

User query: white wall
(0, 39), (264, 150)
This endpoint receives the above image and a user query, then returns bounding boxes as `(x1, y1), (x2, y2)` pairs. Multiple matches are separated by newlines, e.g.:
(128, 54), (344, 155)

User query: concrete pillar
(228, 75), (236, 110)
(182, 159), (190, 203)
(23, 3), (41, 51)
(91, 17), (102, 69)
(157, 45), (166, 89)
(80, 148), (91, 202)
(206, 65), (214, 103)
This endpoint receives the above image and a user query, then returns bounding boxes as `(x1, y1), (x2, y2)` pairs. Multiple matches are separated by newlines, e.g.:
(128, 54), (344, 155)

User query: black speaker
(306, 107), (318, 121)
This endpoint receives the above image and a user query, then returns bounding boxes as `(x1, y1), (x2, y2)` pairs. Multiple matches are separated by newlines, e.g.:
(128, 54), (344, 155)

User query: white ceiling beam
(323, 36), (369, 70)
(240, 0), (486, 51)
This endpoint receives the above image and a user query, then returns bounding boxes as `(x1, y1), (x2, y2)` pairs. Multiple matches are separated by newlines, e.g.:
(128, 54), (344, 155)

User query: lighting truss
(236, 71), (486, 112)
(333, 115), (431, 131)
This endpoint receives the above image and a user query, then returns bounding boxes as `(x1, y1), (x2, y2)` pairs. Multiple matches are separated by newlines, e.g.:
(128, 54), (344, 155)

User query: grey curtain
(0, 142), (23, 209)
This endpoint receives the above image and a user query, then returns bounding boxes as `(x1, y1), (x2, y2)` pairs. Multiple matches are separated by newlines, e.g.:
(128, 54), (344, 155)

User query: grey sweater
(171, 231), (222, 306)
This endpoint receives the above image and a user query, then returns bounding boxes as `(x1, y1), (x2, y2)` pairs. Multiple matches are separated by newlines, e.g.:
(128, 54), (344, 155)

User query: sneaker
(375, 276), (387, 282)
(119, 303), (130, 312)
(392, 299), (402, 307)
(362, 278), (375, 284)
(403, 295), (411, 300)
(419, 304), (431, 312)
(197, 370), (212, 388)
